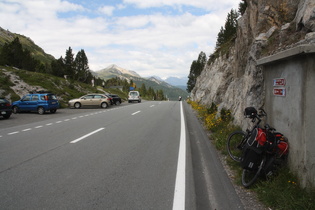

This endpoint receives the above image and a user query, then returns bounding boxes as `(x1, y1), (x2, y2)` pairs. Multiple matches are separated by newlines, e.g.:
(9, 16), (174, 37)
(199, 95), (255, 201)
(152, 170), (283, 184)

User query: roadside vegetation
(187, 100), (315, 210)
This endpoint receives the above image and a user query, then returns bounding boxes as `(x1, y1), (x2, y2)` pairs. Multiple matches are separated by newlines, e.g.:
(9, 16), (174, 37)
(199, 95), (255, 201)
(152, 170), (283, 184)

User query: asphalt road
(0, 101), (244, 209)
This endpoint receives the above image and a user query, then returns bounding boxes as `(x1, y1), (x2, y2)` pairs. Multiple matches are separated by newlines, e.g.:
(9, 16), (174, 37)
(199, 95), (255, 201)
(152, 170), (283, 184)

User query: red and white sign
(273, 78), (286, 86)
(273, 88), (286, 97)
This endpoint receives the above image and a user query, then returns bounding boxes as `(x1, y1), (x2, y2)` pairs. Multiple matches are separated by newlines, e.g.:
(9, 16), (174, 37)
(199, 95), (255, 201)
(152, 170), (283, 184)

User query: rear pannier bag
(241, 128), (264, 170)
(241, 146), (263, 170)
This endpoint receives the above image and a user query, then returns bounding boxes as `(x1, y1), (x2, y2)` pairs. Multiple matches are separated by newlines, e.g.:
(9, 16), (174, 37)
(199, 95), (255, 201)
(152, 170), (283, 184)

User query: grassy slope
(0, 66), (127, 107)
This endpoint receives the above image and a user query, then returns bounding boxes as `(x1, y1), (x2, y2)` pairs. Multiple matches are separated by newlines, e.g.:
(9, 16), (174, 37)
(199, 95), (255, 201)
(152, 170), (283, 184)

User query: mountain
(96, 64), (141, 80)
(95, 64), (189, 100)
(165, 76), (188, 87)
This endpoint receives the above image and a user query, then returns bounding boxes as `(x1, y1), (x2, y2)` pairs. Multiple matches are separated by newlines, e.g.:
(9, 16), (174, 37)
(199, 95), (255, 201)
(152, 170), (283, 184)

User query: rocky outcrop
(191, 0), (315, 127)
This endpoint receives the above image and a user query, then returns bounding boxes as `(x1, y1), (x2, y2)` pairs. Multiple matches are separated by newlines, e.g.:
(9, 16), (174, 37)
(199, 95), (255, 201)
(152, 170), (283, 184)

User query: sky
(0, 0), (240, 79)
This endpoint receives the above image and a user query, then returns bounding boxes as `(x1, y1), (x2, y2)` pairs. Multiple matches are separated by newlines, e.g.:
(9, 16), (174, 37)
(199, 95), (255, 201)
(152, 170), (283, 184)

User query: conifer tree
(64, 47), (75, 77)
(74, 49), (90, 82)
(187, 51), (207, 93)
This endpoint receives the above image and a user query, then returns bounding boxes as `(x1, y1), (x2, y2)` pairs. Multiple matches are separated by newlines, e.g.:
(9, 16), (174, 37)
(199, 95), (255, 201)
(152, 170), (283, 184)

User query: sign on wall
(273, 78), (286, 97)
(273, 78), (286, 86)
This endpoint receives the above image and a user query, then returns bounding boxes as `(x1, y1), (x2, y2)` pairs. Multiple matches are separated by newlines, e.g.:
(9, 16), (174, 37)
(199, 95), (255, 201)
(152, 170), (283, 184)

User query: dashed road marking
(70, 127), (105, 144)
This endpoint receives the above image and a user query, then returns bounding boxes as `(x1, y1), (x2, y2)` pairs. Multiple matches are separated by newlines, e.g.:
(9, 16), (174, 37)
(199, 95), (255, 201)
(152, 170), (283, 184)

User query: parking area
(0, 104), (126, 129)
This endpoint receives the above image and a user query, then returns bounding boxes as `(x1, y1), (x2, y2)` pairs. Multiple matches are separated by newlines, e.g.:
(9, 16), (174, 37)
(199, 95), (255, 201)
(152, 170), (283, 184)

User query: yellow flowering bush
(188, 100), (239, 151)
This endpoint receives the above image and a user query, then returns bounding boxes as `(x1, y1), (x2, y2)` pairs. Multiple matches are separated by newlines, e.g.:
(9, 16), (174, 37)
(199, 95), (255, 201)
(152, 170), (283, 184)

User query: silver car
(128, 91), (141, 103)
(68, 94), (111, 109)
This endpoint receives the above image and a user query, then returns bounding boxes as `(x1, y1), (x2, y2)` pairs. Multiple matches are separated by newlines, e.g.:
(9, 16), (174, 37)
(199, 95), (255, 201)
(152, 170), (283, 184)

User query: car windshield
(130, 92), (138, 96)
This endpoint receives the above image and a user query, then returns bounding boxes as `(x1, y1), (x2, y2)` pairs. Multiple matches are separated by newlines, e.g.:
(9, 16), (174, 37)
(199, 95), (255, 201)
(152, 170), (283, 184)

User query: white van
(128, 91), (141, 103)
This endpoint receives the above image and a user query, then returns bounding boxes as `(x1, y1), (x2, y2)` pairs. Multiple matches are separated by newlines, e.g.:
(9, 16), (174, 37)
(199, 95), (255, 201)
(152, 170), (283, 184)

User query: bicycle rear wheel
(227, 131), (247, 162)
(241, 157), (265, 188)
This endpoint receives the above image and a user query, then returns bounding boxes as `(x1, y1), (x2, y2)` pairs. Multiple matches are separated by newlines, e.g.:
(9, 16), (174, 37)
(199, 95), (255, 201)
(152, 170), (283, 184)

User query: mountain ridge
(94, 64), (188, 100)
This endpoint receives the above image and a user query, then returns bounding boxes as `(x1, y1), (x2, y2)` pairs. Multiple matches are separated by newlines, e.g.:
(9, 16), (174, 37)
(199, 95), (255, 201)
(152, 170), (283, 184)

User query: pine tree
(215, 9), (239, 48)
(187, 51), (207, 93)
(64, 47), (75, 78)
(239, 0), (248, 16)
(51, 57), (66, 77)
(74, 49), (90, 82)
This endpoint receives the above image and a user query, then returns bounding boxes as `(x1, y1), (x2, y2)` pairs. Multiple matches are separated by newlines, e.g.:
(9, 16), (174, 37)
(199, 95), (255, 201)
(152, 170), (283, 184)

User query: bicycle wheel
(227, 131), (247, 162)
(241, 157), (265, 188)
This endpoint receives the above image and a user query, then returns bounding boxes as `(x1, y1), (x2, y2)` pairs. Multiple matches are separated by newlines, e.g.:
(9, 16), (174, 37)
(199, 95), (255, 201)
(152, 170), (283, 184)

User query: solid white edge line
(172, 101), (186, 210)
(70, 128), (105, 144)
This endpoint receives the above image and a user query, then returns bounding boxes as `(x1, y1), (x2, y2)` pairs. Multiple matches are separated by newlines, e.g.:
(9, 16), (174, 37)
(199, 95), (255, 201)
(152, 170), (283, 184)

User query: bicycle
(226, 107), (266, 162)
(241, 127), (288, 187)
(226, 107), (289, 187)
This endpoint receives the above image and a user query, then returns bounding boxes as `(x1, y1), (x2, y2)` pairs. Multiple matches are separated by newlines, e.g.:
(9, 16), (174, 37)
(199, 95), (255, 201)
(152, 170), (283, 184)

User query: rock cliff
(191, 0), (315, 127)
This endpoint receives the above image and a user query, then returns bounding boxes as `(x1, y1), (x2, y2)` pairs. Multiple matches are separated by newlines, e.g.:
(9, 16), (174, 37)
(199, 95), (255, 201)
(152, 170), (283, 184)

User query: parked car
(0, 98), (12, 119)
(12, 92), (59, 115)
(108, 94), (122, 105)
(128, 91), (141, 103)
(68, 94), (111, 109)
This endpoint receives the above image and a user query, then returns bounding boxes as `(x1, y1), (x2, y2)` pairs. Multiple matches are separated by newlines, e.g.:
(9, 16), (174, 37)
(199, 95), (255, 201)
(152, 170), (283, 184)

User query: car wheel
(12, 106), (19, 114)
(3, 114), (11, 119)
(74, 102), (81, 109)
(101, 102), (108, 108)
(50, 109), (56, 113)
(38, 107), (45, 115)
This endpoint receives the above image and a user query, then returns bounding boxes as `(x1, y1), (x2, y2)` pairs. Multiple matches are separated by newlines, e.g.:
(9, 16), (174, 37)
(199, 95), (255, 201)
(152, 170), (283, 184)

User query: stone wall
(190, 0), (315, 187)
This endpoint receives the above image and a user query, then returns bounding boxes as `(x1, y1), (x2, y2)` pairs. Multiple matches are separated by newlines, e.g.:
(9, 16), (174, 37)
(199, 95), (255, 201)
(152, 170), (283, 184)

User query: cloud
(98, 6), (115, 16)
(0, 0), (240, 79)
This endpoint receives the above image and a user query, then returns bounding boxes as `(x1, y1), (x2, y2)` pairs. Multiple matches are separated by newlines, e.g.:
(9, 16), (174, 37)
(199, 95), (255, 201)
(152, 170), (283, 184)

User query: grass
(188, 100), (315, 209)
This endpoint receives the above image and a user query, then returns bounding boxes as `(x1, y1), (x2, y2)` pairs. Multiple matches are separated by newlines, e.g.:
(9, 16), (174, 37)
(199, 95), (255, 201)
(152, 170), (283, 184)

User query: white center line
(35, 125), (43, 128)
(22, 128), (32, 132)
(8, 131), (19, 135)
(172, 101), (186, 210)
(70, 128), (105, 144)
(131, 111), (141, 115)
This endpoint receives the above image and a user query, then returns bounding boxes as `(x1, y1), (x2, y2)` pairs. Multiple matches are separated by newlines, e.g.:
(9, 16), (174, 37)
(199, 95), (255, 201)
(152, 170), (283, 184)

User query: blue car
(12, 92), (59, 115)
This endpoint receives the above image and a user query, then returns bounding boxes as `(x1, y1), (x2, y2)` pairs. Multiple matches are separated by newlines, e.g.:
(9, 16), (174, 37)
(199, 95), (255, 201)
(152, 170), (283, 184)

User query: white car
(128, 91), (141, 103)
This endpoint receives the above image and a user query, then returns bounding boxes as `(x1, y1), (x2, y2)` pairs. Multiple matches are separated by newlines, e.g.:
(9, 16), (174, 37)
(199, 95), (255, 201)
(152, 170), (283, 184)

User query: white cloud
(98, 6), (115, 16)
(0, 0), (240, 79)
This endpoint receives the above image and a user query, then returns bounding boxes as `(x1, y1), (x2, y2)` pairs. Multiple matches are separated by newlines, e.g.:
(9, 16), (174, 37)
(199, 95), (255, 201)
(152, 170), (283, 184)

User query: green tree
(0, 37), (40, 71)
(51, 56), (66, 77)
(238, 0), (248, 16)
(216, 9), (239, 48)
(74, 49), (90, 82)
(64, 47), (75, 77)
(187, 51), (207, 92)
(139, 83), (147, 97)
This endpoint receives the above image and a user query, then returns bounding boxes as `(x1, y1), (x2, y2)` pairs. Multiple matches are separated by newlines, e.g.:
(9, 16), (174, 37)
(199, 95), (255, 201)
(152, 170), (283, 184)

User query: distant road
(0, 101), (243, 209)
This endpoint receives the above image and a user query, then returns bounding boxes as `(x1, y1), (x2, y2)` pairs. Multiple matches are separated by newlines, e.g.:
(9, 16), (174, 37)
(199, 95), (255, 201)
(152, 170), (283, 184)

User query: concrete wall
(257, 44), (315, 188)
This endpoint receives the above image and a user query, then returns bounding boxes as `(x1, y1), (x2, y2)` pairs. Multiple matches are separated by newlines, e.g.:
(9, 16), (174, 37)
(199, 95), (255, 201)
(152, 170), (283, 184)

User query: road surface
(0, 101), (243, 209)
